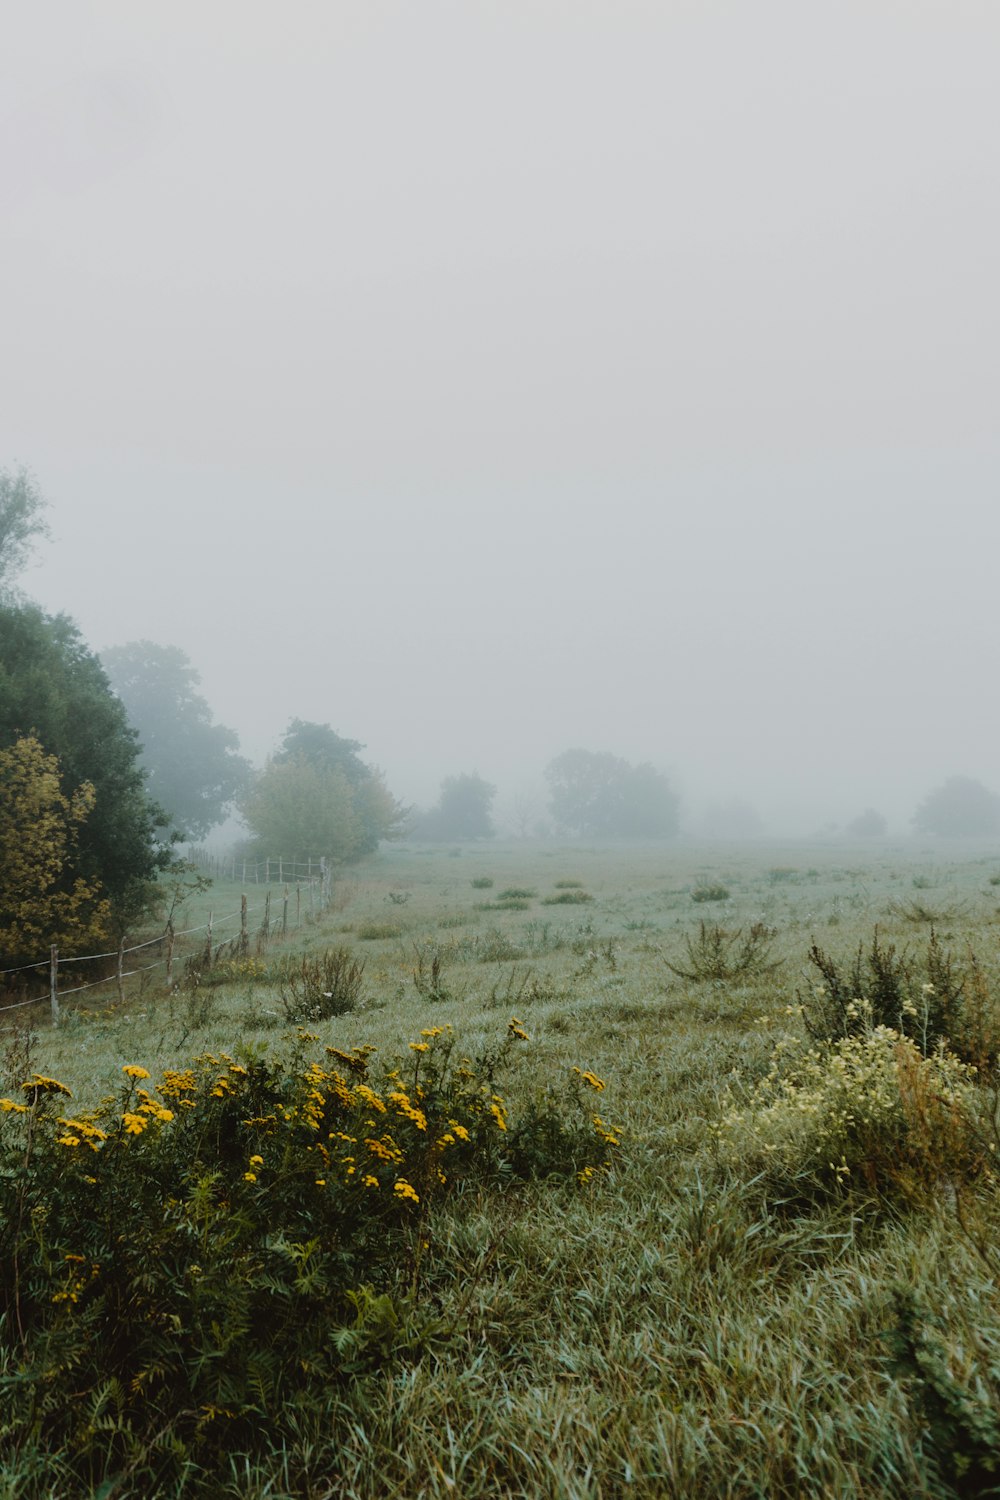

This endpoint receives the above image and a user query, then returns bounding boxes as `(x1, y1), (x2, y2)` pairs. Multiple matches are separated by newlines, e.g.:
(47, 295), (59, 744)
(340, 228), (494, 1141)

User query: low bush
(691, 882), (730, 903)
(665, 921), (780, 982)
(278, 946), (366, 1021)
(470, 877), (494, 889)
(541, 890), (594, 906)
(716, 1025), (979, 1201)
(0, 1025), (619, 1491)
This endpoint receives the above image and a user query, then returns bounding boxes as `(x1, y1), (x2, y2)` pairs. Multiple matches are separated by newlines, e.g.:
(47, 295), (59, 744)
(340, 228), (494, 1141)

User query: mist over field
(4, 2), (1000, 835)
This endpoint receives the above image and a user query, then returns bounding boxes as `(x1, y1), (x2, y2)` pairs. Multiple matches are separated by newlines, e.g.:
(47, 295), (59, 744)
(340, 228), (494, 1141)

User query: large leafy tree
(545, 749), (679, 839)
(913, 776), (1000, 838)
(241, 721), (405, 862)
(101, 641), (251, 841)
(413, 773), (496, 840)
(0, 602), (172, 918)
(0, 736), (111, 967)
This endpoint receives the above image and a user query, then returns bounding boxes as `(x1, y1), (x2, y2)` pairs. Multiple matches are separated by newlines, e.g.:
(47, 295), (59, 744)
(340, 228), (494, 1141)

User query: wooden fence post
(296, 883), (301, 929)
(240, 894), (248, 956)
(282, 885), (289, 936)
(117, 935), (126, 1006)
(206, 911), (213, 969)
(50, 944), (59, 1026)
(166, 921), (175, 989)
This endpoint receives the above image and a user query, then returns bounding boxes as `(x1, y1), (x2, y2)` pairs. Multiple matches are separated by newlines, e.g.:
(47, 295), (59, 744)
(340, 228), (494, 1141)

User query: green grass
(4, 838), (1000, 1495)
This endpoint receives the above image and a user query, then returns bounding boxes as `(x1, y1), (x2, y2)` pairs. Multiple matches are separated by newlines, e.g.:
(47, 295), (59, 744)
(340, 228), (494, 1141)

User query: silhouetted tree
(913, 776), (1000, 838)
(413, 773), (496, 840)
(847, 807), (888, 838)
(545, 749), (679, 839)
(0, 465), (49, 597)
(102, 641), (251, 840)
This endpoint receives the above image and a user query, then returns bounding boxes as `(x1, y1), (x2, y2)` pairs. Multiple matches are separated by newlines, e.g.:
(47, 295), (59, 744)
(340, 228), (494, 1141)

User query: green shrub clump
(0, 1025), (619, 1489)
(278, 945), (365, 1020)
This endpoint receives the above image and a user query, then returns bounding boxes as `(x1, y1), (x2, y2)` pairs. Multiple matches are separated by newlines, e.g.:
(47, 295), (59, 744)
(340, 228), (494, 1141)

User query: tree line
(4, 465), (1000, 971)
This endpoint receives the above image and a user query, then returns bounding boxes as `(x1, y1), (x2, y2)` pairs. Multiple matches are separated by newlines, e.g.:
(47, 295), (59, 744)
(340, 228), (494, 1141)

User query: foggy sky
(4, 2), (999, 835)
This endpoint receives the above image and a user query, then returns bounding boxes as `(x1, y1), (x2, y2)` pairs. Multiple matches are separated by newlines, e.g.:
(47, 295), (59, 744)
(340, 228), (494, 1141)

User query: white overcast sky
(3, 1), (999, 833)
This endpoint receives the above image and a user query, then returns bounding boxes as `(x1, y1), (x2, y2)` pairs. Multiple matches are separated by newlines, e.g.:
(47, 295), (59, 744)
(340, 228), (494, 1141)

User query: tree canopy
(412, 773), (497, 840)
(240, 721), (405, 863)
(912, 776), (1000, 838)
(0, 602), (172, 919)
(0, 736), (111, 968)
(545, 749), (679, 839)
(0, 465), (49, 597)
(101, 641), (251, 841)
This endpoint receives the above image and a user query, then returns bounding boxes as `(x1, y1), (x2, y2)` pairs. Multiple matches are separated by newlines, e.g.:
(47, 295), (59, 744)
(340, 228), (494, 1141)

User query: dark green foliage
(665, 921), (781, 982)
(498, 887), (536, 900)
(278, 947), (366, 1021)
(545, 749), (679, 839)
(541, 889), (594, 906)
(268, 718), (406, 857)
(888, 1289), (1000, 1496)
(801, 928), (966, 1053)
(470, 876), (494, 889)
(101, 641), (251, 840)
(0, 602), (172, 919)
(0, 1031), (614, 1493)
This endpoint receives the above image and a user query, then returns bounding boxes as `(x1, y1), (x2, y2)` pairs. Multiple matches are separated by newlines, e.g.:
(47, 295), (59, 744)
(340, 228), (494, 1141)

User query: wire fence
(0, 859), (332, 1025)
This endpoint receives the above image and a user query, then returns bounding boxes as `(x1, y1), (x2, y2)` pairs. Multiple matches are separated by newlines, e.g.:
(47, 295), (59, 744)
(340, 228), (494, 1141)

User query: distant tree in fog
(846, 807), (888, 838)
(912, 776), (1000, 838)
(0, 465), (49, 596)
(545, 749), (679, 839)
(102, 641), (251, 841)
(411, 773), (496, 840)
(240, 720), (406, 862)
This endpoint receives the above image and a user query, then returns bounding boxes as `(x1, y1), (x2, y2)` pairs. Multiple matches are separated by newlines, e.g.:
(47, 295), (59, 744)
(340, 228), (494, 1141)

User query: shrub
(470, 877), (494, 889)
(716, 1026), (979, 1200)
(554, 880), (584, 889)
(498, 887), (536, 900)
(691, 882), (730, 903)
(278, 946), (366, 1021)
(0, 1027), (618, 1490)
(801, 928), (966, 1055)
(665, 921), (780, 982)
(541, 890), (594, 906)
(357, 921), (404, 941)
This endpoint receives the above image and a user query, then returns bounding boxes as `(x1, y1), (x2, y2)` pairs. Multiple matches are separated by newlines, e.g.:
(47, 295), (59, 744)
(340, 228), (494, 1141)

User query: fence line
(0, 858), (333, 1026)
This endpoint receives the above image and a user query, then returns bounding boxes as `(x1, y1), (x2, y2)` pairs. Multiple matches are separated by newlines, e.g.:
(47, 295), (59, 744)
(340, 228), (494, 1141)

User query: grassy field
(5, 838), (1000, 1497)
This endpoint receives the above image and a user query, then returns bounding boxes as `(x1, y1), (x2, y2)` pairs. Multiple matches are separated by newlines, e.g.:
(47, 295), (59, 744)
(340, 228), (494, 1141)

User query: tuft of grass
(356, 920), (405, 941)
(664, 921), (781, 983)
(541, 890), (594, 906)
(470, 877), (494, 889)
(691, 881), (730, 903)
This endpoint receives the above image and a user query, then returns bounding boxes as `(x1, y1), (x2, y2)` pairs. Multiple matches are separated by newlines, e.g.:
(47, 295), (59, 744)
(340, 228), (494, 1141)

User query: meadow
(4, 838), (1000, 1498)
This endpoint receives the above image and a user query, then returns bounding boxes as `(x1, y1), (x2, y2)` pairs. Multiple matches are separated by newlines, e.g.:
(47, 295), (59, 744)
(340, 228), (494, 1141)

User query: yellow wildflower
(393, 1179), (419, 1203)
(122, 1065), (149, 1080)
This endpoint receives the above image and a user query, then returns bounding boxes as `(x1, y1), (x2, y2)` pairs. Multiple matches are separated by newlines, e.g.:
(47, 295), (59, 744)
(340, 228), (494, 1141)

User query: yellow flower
(243, 1171), (258, 1183)
(122, 1112), (147, 1135)
(122, 1065), (149, 1080)
(21, 1075), (72, 1097)
(574, 1068), (605, 1091)
(314, 1178), (327, 1187)
(57, 1134), (81, 1147)
(409, 1042), (429, 1053)
(362, 1174), (379, 1189)
(393, 1179), (419, 1203)
(0, 1099), (28, 1114)
(249, 1154), (264, 1168)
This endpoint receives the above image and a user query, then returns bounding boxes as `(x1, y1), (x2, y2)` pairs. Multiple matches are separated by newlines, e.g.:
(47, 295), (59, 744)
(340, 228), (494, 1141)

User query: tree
(0, 465), (49, 597)
(545, 749), (679, 839)
(240, 721), (405, 862)
(846, 808), (888, 838)
(0, 602), (172, 918)
(101, 641), (251, 840)
(414, 773), (496, 840)
(912, 776), (1000, 838)
(0, 737), (111, 968)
